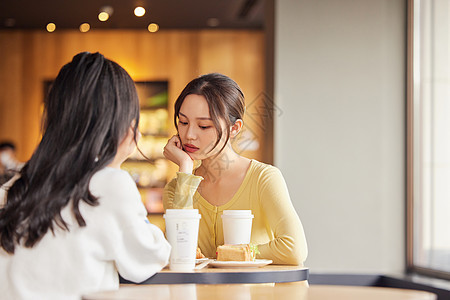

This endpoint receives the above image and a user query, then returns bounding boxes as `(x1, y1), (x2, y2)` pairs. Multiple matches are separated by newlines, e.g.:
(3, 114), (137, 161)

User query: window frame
(406, 0), (450, 281)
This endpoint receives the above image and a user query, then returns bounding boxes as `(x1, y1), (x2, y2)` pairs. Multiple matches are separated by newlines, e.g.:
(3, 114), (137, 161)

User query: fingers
(163, 135), (194, 173)
(167, 135), (182, 149)
(163, 135), (187, 163)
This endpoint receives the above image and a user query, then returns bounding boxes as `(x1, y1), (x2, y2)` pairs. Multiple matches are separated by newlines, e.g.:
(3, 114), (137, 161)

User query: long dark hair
(174, 73), (245, 154)
(0, 52), (140, 254)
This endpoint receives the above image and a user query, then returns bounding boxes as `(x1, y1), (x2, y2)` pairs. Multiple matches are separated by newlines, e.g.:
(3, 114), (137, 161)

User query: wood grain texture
(82, 283), (437, 300)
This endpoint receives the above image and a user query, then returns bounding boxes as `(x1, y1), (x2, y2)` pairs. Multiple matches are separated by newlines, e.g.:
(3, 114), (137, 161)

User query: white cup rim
(222, 210), (254, 219)
(164, 209), (201, 219)
(222, 215), (254, 219)
(222, 210), (252, 215)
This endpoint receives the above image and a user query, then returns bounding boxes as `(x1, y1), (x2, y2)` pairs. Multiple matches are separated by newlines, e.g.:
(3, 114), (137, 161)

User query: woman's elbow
(289, 238), (308, 266)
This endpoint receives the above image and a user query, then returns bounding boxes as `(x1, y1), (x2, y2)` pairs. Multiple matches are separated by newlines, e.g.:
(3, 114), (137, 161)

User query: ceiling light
(46, 23), (56, 32)
(79, 23), (90, 33)
(99, 6), (113, 22)
(98, 12), (109, 22)
(148, 23), (159, 33)
(134, 6), (146, 17)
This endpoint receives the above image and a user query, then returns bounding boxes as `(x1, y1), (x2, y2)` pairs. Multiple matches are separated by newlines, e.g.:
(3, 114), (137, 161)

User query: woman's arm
(93, 169), (171, 283)
(162, 135), (203, 209)
(256, 166), (308, 265)
(163, 172), (203, 209)
(163, 135), (194, 174)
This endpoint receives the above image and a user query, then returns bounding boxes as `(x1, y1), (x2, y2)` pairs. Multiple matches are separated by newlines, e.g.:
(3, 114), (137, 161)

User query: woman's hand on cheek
(163, 135), (194, 174)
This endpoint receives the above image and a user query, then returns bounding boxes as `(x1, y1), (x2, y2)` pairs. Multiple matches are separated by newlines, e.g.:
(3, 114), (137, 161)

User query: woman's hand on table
(163, 135), (194, 173)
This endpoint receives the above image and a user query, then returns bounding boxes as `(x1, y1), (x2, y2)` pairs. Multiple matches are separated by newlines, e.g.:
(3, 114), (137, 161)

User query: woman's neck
(107, 160), (122, 169)
(108, 151), (125, 169)
(197, 145), (245, 182)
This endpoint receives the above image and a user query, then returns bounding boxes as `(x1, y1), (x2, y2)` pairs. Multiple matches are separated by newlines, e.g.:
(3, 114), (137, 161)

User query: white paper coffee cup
(164, 209), (201, 271)
(221, 210), (254, 245)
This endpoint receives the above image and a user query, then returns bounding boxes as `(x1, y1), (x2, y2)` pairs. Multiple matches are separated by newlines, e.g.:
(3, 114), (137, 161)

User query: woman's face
(177, 94), (227, 160)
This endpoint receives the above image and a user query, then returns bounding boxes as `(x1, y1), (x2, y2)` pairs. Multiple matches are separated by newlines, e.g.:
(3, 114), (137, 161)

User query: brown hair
(174, 73), (245, 154)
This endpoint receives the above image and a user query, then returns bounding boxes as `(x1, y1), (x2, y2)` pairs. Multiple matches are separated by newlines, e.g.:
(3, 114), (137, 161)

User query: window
(407, 0), (450, 280)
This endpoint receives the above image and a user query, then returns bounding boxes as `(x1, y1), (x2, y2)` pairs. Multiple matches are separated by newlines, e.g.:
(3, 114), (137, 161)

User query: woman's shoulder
(92, 167), (134, 184)
(90, 167), (137, 196)
(249, 159), (282, 177)
(88, 167), (141, 212)
(246, 159), (286, 189)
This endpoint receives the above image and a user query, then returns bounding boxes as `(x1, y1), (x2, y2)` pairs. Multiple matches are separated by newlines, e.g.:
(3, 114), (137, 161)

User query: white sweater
(0, 167), (171, 300)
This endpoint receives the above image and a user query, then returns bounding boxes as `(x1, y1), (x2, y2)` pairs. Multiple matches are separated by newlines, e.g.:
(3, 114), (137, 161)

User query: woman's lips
(184, 144), (199, 153)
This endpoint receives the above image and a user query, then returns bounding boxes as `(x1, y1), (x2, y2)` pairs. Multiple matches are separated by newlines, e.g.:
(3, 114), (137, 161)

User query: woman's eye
(199, 126), (212, 130)
(178, 121), (188, 125)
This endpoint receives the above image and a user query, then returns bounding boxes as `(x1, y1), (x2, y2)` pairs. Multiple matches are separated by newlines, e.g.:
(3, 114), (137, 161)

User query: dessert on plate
(216, 244), (259, 261)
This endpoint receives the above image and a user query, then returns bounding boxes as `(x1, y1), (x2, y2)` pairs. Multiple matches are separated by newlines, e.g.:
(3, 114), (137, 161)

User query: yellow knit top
(163, 159), (308, 265)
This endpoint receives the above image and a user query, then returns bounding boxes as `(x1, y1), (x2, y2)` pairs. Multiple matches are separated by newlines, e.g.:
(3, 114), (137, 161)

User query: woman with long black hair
(0, 52), (170, 299)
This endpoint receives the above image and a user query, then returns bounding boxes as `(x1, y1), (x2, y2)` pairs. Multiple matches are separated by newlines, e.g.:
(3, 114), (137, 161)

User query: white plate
(196, 258), (209, 264)
(209, 259), (272, 268)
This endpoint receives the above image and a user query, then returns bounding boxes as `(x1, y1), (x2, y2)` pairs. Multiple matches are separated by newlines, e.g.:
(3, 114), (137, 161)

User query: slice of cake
(216, 244), (253, 261)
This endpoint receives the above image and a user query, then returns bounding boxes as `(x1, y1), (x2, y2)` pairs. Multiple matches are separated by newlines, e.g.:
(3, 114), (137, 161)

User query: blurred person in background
(0, 141), (23, 186)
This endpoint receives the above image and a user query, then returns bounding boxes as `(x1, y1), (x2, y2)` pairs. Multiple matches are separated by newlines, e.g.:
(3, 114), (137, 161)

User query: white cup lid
(221, 210), (254, 219)
(164, 209), (201, 219)
(223, 210), (252, 215)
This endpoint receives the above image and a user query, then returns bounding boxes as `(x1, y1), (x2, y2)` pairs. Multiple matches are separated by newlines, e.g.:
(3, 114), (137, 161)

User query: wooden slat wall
(0, 30), (265, 167)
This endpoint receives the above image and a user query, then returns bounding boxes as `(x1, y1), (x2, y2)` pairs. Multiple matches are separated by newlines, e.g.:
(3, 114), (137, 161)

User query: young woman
(163, 73), (307, 265)
(0, 52), (171, 299)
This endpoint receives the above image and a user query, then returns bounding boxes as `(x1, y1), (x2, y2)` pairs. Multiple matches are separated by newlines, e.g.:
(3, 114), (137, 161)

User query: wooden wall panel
(0, 32), (25, 158)
(0, 30), (265, 167)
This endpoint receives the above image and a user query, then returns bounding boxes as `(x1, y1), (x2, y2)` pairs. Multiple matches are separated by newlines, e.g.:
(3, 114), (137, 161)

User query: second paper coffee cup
(221, 210), (254, 245)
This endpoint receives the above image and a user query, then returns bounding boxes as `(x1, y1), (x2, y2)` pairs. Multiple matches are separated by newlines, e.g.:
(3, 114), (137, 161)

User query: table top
(120, 264), (309, 284)
(83, 283), (437, 300)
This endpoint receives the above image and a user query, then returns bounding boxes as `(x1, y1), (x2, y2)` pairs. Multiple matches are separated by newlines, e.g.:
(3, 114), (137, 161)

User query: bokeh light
(148, 23), (159, 33)
(46, 23), (56, 32)
(134, 6), (146, 17)
(79, 23), (90, 33)
(98, 12), (109, 22)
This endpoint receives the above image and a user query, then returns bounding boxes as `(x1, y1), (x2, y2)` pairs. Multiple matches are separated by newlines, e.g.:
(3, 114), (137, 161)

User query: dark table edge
(308, 273), (450, 300)
(120, 268), (309, 285)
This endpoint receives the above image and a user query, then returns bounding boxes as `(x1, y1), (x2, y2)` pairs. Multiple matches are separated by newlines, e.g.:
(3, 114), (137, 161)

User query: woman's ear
(130, 119), (141, 142)
(131, 119), (136, 127)
(230, 119), (243, 138)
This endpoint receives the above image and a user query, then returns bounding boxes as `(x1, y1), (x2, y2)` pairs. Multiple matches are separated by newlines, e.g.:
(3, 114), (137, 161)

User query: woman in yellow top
(163, 73), (307, 265)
